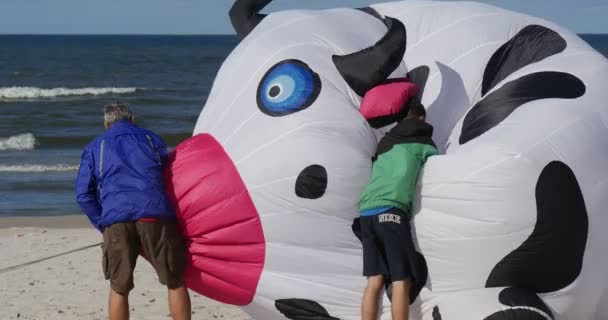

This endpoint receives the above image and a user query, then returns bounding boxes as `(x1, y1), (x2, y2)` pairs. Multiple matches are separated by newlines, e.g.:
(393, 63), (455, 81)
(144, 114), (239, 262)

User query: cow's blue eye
(257, 60), (321, 117)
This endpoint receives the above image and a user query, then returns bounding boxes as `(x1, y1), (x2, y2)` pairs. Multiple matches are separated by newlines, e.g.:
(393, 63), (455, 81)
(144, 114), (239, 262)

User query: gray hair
(104, 102), (134, 126)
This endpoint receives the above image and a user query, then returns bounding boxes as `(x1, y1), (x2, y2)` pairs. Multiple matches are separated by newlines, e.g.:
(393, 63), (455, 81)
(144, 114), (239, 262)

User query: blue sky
(0, 0), (606, 34)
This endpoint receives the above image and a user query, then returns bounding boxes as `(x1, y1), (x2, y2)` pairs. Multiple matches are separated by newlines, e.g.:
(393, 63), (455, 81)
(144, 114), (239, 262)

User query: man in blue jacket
(76, 102), (191, 320)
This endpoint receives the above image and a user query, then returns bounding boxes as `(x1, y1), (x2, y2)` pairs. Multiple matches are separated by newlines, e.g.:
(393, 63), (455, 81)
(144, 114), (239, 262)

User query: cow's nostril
(295, 165), (327, 199)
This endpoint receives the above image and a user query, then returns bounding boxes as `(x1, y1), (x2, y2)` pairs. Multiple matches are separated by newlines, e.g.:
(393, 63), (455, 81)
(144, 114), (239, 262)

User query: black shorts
(360, 208), (427, 301)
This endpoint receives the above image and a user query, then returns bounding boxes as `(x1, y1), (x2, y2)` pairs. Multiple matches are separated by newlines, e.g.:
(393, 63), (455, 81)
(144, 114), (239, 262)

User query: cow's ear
(406, 65), (430, 101)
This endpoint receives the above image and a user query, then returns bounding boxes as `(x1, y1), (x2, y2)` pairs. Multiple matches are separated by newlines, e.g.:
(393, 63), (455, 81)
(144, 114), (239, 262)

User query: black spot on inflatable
(408, 251), (429, 303)
(351, 217), (362, 241)
(486, 161), (588, 293)
(275, 299), (339, 320)
(459, 25), (584, 145)
(407, 65), (430, 100)
(459, 71), (585, 144)
(483, 309), (550, 320)
(385, 282), (393, 302)
(333, 17), (406, 97)
(433, 306), (443, 320)
(295, 165), (328, 199)
(498, 287), (553, 318)
(482, 25), (567, 96)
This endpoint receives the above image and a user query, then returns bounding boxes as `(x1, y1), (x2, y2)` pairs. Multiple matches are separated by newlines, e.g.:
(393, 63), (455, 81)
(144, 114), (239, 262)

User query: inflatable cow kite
(164, 0), (608, 319)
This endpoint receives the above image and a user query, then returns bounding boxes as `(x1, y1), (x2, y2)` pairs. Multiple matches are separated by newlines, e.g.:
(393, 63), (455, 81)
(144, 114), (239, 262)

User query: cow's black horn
(230, 0), (272, 39)
(332, 16), (407, 97)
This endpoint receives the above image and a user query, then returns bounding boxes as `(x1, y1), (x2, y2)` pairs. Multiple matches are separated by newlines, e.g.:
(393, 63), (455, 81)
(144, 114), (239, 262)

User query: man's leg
(137, 221), (191, 320)
(168, 285), (191, 320)
(390, 279), (412, 320)
(109, 289), (130, 320)
(103, 222), (139, 320)
(362, 274), (385, 320)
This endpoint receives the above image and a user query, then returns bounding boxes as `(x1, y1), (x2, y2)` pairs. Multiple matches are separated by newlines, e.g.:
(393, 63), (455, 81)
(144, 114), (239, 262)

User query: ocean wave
(0, 164), (79, 173)
(0, 133), (37, 151)
(0, 86), (139, 99)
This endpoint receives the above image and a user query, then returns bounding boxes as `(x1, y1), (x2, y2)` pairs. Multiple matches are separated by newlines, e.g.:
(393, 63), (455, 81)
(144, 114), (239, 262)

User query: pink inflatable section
(359, 79), (419, 120)
(164, 134), (266, 305)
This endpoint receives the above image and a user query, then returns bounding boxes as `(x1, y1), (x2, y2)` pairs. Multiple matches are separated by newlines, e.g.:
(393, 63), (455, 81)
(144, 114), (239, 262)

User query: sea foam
(0, 133), (37, 151)
(0, 86), (138, 99)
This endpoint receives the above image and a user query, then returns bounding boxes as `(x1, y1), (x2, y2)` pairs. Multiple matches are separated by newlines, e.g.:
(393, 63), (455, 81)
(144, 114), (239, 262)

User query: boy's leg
(102, 222), (139, 320)
(360, 216), (388, 320)
(374, 208), (417, 320)
(390, 279), (412, 320)
(362, 275), (385, 320)
(136, 221), (191, 320)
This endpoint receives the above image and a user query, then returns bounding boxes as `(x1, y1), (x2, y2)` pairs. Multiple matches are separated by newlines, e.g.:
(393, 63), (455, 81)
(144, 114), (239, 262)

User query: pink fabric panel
(164, 134), (265, 306)
(359, 79), (420, 120)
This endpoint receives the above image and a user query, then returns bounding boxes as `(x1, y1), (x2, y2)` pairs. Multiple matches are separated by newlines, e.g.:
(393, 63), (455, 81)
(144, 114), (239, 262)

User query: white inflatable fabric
(192, 1), (608, 319)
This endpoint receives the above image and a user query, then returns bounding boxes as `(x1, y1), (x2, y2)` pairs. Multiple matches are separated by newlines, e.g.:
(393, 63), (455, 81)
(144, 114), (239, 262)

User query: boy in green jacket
(359, 99), (437, 320)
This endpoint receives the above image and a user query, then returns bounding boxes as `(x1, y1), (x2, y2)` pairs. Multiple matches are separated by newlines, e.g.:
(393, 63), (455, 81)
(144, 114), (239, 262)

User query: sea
(1, 34), (607, 217)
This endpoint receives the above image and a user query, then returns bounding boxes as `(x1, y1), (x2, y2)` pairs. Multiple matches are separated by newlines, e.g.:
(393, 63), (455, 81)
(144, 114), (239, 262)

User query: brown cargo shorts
(101, 220), (187, 294)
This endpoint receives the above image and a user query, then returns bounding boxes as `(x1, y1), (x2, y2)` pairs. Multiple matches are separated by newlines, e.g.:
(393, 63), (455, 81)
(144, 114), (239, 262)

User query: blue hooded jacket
(75, 120), (175, 231)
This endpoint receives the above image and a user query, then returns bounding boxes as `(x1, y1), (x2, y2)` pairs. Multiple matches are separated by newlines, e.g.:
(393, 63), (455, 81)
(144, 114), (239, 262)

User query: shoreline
(0, 215), (90, 229)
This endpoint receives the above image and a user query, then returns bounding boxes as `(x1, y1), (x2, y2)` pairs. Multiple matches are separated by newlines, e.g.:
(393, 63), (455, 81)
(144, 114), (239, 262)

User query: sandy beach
(0, 215), (252, 320)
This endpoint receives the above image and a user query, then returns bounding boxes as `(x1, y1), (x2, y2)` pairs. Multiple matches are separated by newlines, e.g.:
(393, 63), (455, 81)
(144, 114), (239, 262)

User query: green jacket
(359, 119), (438, 215)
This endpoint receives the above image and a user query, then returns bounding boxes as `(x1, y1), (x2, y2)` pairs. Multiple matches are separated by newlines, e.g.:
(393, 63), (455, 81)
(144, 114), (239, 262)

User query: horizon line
(1, 32), (606, 36)
(0, 33), (238, 36)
